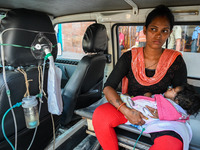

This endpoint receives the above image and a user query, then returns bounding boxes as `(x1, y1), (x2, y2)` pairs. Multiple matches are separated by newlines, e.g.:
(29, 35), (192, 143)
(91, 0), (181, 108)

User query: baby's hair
(175, 83), (200, 115)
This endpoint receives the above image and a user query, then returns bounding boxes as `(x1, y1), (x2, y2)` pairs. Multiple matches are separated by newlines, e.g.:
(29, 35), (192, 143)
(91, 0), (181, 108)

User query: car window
(55, 21), (95, 60)
(117, 25), (200, 53)
(117, 25), (145, 56)
(117, 25), (200, 78)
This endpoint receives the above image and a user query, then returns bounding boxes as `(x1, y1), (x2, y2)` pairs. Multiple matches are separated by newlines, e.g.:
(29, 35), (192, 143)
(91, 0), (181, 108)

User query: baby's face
(164, 86), (182, 102)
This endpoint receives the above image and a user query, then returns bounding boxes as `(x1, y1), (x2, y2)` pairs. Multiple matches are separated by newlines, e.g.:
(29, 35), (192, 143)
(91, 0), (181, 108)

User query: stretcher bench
(75, 96), (200, 150)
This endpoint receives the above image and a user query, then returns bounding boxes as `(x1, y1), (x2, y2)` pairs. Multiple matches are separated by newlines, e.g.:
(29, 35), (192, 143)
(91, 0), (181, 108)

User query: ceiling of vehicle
(0, 0), (200, 17)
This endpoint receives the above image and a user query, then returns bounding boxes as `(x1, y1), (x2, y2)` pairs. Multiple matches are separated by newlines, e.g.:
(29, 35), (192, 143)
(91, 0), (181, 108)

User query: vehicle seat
(61, 23), (108, 126)
(0, 8), (59, 150)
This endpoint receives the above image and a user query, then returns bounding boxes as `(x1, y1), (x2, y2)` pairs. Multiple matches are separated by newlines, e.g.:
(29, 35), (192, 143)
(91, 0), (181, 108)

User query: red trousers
(92, 103), (183, 150)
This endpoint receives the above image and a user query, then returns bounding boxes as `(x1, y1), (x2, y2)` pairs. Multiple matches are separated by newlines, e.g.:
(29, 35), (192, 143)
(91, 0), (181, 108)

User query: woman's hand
(146, 106), (159, 119)
(124, 107), (147, 126)
(103, 86), (147, 125)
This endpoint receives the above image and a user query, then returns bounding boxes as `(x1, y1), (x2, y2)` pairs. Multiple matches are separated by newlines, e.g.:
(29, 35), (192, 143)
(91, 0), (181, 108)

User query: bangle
(117, 102), (126, 111)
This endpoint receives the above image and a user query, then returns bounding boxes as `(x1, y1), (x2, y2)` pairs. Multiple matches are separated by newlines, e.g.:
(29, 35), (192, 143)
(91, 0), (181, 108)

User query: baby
(121, 83), (200, 124)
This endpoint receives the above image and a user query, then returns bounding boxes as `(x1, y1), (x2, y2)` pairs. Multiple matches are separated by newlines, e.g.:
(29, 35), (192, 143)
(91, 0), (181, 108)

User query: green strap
(44, 53), (52, 60)
(37, 93), (43, 98)
(0, 43), (56, 60)
(0, 43), (57, 50)
(0, 43), (33, 49)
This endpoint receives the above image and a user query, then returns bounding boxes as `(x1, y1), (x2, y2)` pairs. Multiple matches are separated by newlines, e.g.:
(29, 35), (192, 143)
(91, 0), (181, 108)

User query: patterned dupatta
(122, 47), (182, 94)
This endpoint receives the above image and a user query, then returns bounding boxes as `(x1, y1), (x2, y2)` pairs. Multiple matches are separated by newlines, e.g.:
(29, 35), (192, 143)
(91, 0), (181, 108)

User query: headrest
(82, 23), (108, 53)
(0, 8), (57, 67)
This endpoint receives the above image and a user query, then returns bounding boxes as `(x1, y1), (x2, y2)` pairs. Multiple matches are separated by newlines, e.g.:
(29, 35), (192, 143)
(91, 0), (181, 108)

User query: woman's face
(143, 16), (172, 49)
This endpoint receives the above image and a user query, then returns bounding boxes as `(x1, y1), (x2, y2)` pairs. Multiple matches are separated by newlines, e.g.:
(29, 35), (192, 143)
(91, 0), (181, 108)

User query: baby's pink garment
(131, 94), (189, 122)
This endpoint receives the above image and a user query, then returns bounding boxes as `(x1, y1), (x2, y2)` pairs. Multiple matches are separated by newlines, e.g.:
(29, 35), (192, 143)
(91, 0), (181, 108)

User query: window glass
(117, 25), (200, 78)
(117, 25), (200, 53)
(55, 21), (95, 60)
(118, 25), (146, 55)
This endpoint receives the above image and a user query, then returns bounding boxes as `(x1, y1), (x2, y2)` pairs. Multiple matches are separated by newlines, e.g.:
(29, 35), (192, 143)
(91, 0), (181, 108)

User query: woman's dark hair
(145, 5), (174, 30)
(175, 83), (200, 116)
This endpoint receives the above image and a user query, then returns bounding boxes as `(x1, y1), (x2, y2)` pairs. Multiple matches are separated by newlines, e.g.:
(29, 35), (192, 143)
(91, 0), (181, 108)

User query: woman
(92, 5), (188, 150)
(93, 5), (187, 150)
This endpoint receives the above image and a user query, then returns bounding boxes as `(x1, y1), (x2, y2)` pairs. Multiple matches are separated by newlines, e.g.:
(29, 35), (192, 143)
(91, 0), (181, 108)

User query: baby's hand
(144, 92), (152, 97)
(145, 106), (159, 119)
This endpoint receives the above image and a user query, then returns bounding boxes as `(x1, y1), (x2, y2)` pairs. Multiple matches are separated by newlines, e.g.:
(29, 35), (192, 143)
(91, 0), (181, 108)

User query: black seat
(60, 23), (108, 126)
(0, 9), (59, 150)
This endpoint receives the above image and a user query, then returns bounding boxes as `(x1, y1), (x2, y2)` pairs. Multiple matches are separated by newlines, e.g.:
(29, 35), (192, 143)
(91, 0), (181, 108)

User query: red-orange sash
(122, 47), (182, 94)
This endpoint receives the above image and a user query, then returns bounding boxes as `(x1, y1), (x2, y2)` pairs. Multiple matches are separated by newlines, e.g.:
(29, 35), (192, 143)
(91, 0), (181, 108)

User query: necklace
(145, 62), (158, 69)
(143, 48), (161, 69)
